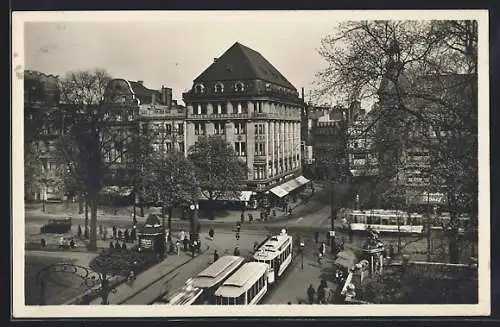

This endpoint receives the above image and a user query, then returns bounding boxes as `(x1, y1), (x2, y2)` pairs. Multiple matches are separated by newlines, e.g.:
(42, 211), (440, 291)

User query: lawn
(25, 255), (91, 305)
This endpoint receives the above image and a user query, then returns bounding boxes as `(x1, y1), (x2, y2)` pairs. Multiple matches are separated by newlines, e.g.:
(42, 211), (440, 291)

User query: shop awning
(280, 178), (303, 193)
(295, 176), (311, 186)
(269, 185), (288, 198)
(100, 186), (133, 196)
(198, 190), (253, 202)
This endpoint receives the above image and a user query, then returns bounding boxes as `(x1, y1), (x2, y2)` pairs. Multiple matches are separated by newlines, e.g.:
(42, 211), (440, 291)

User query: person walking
(213, 249), (219, 263)
(176, 240), (181, 256)
(233, 246), (240, 256)
(112, 226), (117, 239)
(314, 231), (319, 244)
(109, 241), (115, 249)
(307, 284), (316, 304)
(317, 283), (326, 304)
(209, 227), (214, 240)
(192, 239), (198, 258)
(317, 251), (323, 267)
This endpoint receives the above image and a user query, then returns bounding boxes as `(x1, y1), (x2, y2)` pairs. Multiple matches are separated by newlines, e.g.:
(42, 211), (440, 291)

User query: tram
(345, 209), (425, 234)
(253, 229), (293, 284)
(166, 255), (245, 305)
(214, 262), (268, 305)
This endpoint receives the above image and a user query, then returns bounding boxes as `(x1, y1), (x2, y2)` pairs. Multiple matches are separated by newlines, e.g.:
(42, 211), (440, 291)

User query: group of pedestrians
(306, 280), (331, 304)
(110, 225), (137, 243)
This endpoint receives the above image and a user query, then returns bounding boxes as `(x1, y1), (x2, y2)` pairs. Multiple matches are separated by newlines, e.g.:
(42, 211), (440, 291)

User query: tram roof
(214, 262), (268, 297)
(191, 255), (245, 288)
(252, 233), (292, 260)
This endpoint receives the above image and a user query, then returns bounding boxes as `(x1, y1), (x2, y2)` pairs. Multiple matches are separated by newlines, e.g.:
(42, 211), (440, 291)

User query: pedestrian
(314, 231), (319, 244)
(248, 213), (253, 222)
(191, 240), (197, 258)
(109, 241), (115, 249)
(40, 238), (46, 248)
(307, 284), (316, 304)
(214, 249), (219, 263)
(288, 208), (292, 218)
(197, 239), (201, 254)
(112, 226), (117, 239)
(317, 251), (323, 266)
(118, 229), (123, 240)
(124, 229), (130, 243)
(321, 242), (326, 256)
(59, 236), (65, 249)
(288, 302), (292, 305)
(209, 227), (214, 240)
(69, 239), (76, 248)
(233, 246), (240, 256)
(114, 240), (120, 250)
(317, 284), (326, 304)
(176, 240), (181, 256)
(122, 242), (127, 250)
(240, 212), (245, 223)
(236, 231), (240, 241)
(77, 225), (82, 238)
(389, 244), (395, 259)
(84, 227), (89, 239)
(103, 228), (108, 241)
(253, 241), (259, 252)
(183, 237), (189, 252)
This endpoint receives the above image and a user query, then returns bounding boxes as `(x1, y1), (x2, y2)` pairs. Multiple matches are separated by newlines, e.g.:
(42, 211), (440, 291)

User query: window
(253, 165), (265, 180)
(194, 123), (206, 135)
(177, 123), (184, 135)
(234, 82), (245, 92)
(165, 142), (172, 152)
(214, 83), (224, 93)
(255, 123), (265, 135)
(216, 103), (222, 114)
(214, 122), (225, 135)
(165, 124), (172, 135)
(255, 142), (265, 156)
(194, 83), (205, 94)
(235, 142), (246, 156)
(235, 122), (246, 135)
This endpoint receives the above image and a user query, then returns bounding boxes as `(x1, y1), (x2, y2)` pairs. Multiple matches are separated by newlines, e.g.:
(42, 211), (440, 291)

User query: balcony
(187, 113), (249, 120)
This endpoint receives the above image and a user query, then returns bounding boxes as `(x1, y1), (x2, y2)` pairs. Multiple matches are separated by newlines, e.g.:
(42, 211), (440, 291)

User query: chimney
(161, 86), (166, 104)
(151, 92), (156, 105)
(214, 58), (218, 63)
(137, 80), (144, 85)
(165, 87), (172, 108)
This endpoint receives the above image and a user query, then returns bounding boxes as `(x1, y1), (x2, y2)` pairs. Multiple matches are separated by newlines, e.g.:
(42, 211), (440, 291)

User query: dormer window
(234, 82), (245, 92)
(265, 83), (272, 91)
(214, 82), (224, 93)
(194, 83), (205, 94)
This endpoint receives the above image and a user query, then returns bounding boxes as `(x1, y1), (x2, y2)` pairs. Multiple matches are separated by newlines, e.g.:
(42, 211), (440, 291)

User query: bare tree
(315, 20), (478, 263)
(53, 68), (139, 251)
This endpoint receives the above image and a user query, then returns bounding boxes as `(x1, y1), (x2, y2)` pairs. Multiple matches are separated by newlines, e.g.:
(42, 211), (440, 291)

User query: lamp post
(299, 241), (305, 270)
(189, 202), (199, 241)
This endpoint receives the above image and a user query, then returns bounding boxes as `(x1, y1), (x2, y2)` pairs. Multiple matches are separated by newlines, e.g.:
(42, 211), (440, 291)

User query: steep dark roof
(194, 42), (296, 91)
(128, 81), (162, 99)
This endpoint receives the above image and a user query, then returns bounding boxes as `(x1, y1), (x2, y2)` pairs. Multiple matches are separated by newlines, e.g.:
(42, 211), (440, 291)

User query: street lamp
(189, 202), (200, 241)
(299, 241), (305, 270)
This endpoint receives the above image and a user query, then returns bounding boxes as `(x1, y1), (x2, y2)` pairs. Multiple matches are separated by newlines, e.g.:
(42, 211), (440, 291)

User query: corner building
(183, 42), (305, 201)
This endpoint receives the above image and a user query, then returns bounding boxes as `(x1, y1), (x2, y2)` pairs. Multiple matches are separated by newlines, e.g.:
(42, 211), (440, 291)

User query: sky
(23, 12), (346, 106)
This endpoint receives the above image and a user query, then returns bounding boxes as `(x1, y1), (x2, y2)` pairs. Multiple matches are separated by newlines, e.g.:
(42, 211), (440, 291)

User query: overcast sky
(23, 12), (349, 106)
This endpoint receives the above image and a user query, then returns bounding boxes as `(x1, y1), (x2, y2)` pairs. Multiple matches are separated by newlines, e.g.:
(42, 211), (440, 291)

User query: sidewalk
(88, 230), (267, 305)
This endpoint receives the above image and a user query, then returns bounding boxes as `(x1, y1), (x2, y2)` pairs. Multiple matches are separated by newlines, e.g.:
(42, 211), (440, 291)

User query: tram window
(381, 217), (389, 225)
(372, 215), (380, 225)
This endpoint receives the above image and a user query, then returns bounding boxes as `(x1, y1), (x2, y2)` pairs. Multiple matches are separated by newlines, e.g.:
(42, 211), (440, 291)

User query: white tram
(167, 255), (245, 305)
(345, 209), (424, 234)
(214, 262), (268, 305)
(253, 229), (293, 284)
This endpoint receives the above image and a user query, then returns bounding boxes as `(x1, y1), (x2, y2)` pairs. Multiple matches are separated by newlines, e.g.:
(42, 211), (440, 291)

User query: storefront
(99, 185), (134, 205)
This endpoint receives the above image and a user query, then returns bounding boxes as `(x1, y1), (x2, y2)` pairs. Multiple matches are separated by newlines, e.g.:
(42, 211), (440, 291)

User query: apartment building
(182, 42), (307, 201)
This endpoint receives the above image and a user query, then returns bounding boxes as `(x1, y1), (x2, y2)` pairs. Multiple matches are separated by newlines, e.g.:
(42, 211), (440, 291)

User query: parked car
(40, 217), (72, 234)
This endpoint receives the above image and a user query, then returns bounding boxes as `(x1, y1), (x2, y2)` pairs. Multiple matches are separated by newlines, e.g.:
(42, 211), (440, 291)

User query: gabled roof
(194, 42), (296, 91)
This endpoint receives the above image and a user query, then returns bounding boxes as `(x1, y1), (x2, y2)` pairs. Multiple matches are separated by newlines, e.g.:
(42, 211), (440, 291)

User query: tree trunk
(167, 206), (173, 241)
(191, 204), (199, 240)
(78, 197), (84, 214)
(88, 191), (98, 252)
(449, 229), (460, 264)
(84, 195), (89, 231)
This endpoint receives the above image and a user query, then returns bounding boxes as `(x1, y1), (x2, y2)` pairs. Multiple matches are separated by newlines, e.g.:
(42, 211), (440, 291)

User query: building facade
(102, 79), (186, 203)
(182, 42), (306, 199)
(24, 70), (65, 202)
